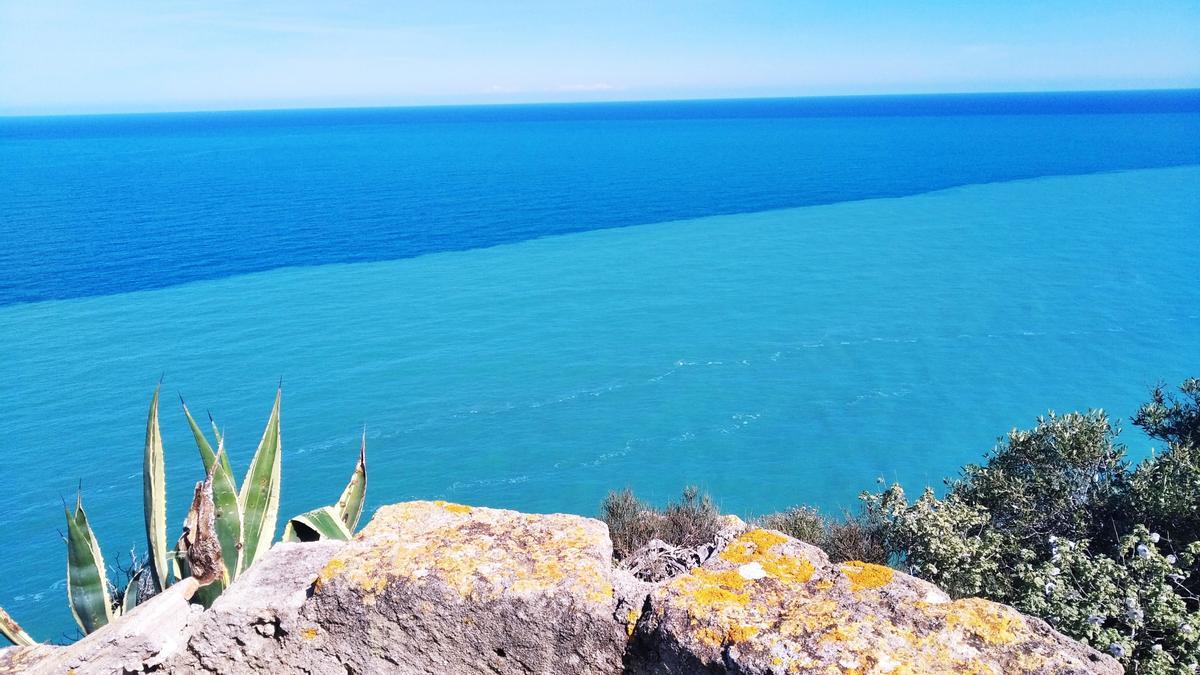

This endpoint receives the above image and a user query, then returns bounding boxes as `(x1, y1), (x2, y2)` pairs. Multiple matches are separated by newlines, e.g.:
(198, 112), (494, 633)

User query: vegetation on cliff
(603, 379), (1200, 674)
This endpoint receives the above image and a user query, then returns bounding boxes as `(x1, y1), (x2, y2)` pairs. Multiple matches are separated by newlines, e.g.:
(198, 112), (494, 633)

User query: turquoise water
(1, 165), (1197, 638)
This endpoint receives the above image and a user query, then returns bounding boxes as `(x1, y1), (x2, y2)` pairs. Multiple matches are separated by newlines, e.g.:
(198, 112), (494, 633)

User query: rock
(174, 541), (345, 674)
(0, 645), (60, 675)
(10, 577), (203, 675)
(293, 500), (630, 674)
(4, 502), (1122, 675)
(629, 527), (1121, 675)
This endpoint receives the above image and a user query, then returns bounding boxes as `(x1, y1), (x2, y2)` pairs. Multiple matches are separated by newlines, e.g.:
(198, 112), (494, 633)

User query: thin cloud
(556, 83), (617, 92)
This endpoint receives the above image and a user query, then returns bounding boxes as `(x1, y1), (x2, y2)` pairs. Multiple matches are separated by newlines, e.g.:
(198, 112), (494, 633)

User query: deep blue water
(1, 91), (1199, 639)
(2, 90), (1198, 306)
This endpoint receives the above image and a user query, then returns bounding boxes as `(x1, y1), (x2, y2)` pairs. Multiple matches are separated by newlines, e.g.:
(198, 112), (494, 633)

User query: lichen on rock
(300, 500), (627, 674)
(12, 503), (1121, 675)
(632, 527), (1120, 675)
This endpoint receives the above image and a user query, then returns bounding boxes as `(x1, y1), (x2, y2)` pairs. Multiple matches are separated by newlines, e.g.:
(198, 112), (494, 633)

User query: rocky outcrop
(5, 501), (1122, 675)
(0, 578), (202, 674)
(628, 529), (1115, 674)
(179, 500), (635, 675)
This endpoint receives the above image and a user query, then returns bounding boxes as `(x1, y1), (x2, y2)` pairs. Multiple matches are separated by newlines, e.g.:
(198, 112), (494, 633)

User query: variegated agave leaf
(143, 386), (169, 592)
(120, 570), (142, 616)
(333, 431), (367, 532)
(209, 437), (244, 580)
(281, 506), (353, 542)
(238, 387), (282, 569)
(181, 398), (233, 478)
(65, 494), (113, 635)
(0, 605), (36, 647)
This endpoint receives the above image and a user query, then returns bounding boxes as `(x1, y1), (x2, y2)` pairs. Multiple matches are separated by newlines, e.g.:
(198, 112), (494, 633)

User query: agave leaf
(209, 438), (244, 580)
(168, 551), (183, 586)
(120, 570), (142, 615)
(333, 432), (367, 532)
(65, 494), (113, 635)
(181, 400), (233, 478)
(0, 605), (36, 647)
(210, 415), (224, 448)
(238, 387), (282, 569)
(143, 386), (169, 593)
(281, 506), (353, 543)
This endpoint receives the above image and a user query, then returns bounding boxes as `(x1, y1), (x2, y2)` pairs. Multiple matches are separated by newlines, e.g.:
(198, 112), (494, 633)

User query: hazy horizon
(2, 0), (1198, 116)
(3, 86), (1199, 119)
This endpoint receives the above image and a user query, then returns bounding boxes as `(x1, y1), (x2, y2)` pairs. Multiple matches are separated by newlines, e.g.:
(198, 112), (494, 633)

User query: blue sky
(1, 0), (1198, 114)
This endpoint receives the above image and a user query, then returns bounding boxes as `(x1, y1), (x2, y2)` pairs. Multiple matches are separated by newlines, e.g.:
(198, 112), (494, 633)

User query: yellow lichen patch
(840, 561), (894, 591)
(433, 500), (472, 514)
(301, 628), (318, 640)
(820, 622), (859, 644)
(694, 567), (753, 590)
(726, 624), (759, 643)
(716, 529), (815, 585)
(689, 584), (750, 609)
(943, 598), (1022, 646)
(760, 554), (815, 585)
(317, 503), (615, 607)
(696, 627), (725, 647)
(720, 529), (790, 564)
(694, 623), (759, 647)
(626, 608), (640, 637)
(587, 583), (614, 604)
(312, 557), (348, 593)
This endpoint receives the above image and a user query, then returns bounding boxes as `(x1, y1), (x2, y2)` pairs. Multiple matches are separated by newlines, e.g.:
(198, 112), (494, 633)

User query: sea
(1, 90), (1198, 639)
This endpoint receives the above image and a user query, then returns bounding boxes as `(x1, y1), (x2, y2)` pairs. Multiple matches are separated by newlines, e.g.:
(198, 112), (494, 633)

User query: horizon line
(3, 85), (1198, 120)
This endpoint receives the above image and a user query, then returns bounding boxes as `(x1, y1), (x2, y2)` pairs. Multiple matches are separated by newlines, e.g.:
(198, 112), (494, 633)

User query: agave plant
(0, 384), (369, 645)
(282, 431), (367, 542)
(0, 606), (35, 647)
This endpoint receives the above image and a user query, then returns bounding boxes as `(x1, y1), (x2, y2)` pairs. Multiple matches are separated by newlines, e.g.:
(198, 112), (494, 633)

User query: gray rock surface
(295, 500), (629, 675)
(629, 528), (1122, 675)
(5, 502), (1122, 675)
(174, 541), (344, 674)
(7, 578), (202, 675)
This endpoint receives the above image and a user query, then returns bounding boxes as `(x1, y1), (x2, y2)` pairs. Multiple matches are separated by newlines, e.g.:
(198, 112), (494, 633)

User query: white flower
(1166, 554), (1177, 565)
(1048, 535), (1058, 544)
(1149, 532), (1160, 543)
(1182, 623), (1195, 634)
(1048, 566), (1060, 576)
(1136, 544), (1150, 558)
(1043, 582), (1055, 594)
(1108, 644), (1125, 658)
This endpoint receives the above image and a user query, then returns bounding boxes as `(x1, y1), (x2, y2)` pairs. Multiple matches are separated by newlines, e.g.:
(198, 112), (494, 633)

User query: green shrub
(755, 507), (825, 544)
(1128, 379), (1200, 546)
(821, 511), (890, 566)
(601, 486), (724, 560)
(865, 380), (1200, 673)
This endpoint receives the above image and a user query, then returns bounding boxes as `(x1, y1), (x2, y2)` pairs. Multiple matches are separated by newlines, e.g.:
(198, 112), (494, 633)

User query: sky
(1, 0), (1198, 115)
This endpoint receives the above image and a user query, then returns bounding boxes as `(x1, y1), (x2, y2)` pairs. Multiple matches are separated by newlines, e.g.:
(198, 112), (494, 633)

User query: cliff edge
(1, 500), (1121, 674)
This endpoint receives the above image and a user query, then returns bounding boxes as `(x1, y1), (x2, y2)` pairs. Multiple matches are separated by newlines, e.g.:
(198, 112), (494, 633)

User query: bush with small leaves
(866, 380), (1200, 674)
(755, 507), (825, 544)
(600, 486), (724, 560)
